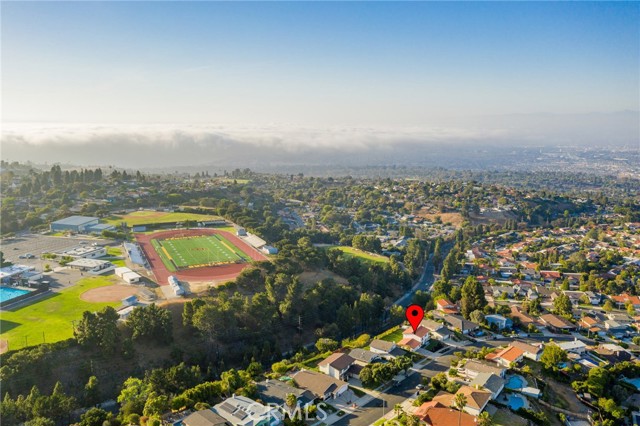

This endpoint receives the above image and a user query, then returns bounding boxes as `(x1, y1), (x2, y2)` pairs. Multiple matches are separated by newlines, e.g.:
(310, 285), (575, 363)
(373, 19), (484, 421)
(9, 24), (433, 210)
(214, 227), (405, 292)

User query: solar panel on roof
(232, 411), (247, 420)
(219, 402), (236, 414)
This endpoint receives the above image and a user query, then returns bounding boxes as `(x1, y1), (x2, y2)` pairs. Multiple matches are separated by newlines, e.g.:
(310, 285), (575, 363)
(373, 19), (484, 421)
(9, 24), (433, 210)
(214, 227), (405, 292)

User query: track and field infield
(151, 234), (250, 272)
(136, 229), (268, 285)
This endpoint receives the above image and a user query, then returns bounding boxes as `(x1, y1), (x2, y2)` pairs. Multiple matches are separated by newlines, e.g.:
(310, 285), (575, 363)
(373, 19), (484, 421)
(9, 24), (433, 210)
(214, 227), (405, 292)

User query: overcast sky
(1, 2), (638, 163)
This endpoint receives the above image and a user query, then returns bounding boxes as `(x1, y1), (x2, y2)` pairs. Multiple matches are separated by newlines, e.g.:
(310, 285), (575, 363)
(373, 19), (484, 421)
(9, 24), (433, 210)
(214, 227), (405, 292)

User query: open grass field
(106, 211), (223, 227)
(330, 246), (389, 264)
(0, 276), (121, 352)
(151, 234), (250, 272)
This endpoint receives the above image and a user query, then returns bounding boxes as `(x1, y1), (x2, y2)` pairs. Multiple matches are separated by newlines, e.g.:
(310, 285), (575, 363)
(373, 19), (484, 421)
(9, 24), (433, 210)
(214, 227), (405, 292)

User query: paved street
(330, 352), (455, 426)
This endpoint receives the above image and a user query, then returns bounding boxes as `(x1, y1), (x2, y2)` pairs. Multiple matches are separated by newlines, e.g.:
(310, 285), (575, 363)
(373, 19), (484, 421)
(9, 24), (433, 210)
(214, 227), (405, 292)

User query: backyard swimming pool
(623, 377), (640, 390)
(505, 375), (526, 390)
(0, 286), (30, 303)
(508, 394), (527, 410)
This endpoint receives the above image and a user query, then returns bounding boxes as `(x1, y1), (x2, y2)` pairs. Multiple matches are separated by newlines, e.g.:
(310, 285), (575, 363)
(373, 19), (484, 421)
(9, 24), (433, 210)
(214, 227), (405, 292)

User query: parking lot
(1, 233), (112, 268)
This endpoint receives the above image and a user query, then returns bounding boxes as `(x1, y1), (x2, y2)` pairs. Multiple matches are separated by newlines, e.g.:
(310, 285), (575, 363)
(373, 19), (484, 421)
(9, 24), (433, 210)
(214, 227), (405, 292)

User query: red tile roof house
(436, 299), (459, 314)
(414, 401), (478, 426)
(510, 340), (544, 361)
(485, 345), (525, 368)
(398, 337), (422, 351)
(402, 325), (430, 345)
(610, 294), (640, 309)
(540, 270), (562, 284)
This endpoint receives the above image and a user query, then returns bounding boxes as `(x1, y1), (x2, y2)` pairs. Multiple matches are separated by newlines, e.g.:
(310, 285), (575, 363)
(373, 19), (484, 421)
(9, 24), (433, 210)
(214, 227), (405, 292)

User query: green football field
(151, 234), (250, 272)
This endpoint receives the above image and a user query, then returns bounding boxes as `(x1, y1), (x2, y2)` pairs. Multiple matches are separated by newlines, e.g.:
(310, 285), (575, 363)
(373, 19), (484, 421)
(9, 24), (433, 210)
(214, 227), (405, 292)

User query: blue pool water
(508, 394), (526, 410)
(0, 286), (29, 303)
(624, 378), (640, 390)
(506, 375), (525, 389)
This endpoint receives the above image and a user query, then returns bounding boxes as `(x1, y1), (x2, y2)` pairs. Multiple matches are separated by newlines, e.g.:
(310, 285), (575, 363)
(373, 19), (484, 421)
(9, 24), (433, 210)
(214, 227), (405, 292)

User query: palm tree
(477, 411), (494, 426)
(453, 393), (468, 426)
(393, 403), (403, 417)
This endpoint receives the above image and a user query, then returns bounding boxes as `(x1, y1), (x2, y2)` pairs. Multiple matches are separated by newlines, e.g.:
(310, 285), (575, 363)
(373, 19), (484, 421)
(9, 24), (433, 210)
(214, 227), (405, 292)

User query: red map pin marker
(405, 304), (425, 333)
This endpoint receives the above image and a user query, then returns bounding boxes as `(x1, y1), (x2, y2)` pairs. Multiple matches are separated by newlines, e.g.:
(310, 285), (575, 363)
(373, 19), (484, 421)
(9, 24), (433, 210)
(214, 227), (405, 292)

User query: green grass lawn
(330, 246), (389, 264)
(105, 211), (223, 227)
(152, 234), (249, 272)
(0, 276), (121, 350)
(378, 327), (404, 343)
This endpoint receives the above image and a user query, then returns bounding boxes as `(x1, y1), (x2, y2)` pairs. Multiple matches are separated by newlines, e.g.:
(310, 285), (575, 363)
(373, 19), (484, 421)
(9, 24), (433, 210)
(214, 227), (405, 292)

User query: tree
(477, 411), (494, 426)
(540, 344), (567, 371)
(79, 407), (110, 426)
(460, 277), (487, 319)
(453, 393), (468, 426)
(127, 304), (172, 343)
(25, 418), (56, 426)
(603, 300), (614, 312)
(84, 376), (100, 407)
(553, 293), (573, 317)
(117, 378), (151, 416)
(285, 393), (297, 411)
(315, 338), (339, 353)
(626, 303), (635, 316)
(469, 310), (485, 325)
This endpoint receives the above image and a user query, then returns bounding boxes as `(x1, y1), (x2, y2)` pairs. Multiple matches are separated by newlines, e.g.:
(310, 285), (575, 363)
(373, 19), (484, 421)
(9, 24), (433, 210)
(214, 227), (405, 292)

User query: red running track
(135, 229), (268, 286)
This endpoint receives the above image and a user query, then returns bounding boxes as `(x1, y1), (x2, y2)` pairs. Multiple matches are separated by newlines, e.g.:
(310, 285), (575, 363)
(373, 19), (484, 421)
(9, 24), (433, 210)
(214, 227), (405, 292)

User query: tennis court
(151, 234), (250, 272)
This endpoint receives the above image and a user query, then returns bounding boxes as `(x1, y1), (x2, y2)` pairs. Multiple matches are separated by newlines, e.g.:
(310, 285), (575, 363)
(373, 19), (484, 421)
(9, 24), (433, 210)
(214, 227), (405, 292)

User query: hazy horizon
(2, 2), (639, 168)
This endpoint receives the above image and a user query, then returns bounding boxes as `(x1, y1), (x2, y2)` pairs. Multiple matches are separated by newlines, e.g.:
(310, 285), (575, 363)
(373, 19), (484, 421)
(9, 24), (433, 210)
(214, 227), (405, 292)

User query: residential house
(318, 353), (354, 380)
(557, 339), (587, 355)
(578, 316), (603, 336)
(420, 319), (444, 332)
(430, 326), (453, 341)
(398, 337), (422, 352)
(436, 299), (458, 314)
(370, 339), (394, 355)
(604, 320), (628, 336)
(182, 410), (229, 426)
(563, 291), (586, 306)
(540, 270), (562, 284)
(414, 402), (478, 426)
(510, 305), (535, 327)
(584, 291), (601, 305)
(485, 314), (513, 330)
(444, 315), (480, 334)
(454, 385), (492, 416)
(606, 312), (632, 324)
(610, 294), (640, 310)
(290, 370), (349, 401)
(469, 373), (505, 399)
(492, 286), (516, 299)
(592, 344), (636, 364)
(460, 359), (506, 379)
(402, 326), (430, 345)
(255, 380), (314, 410)
(485, 345), (525, 367)
(539, 313), (576, 332)
(348, 348), (380, 366)
(212, 395), (281, 426)
(510, 340), (543, 361)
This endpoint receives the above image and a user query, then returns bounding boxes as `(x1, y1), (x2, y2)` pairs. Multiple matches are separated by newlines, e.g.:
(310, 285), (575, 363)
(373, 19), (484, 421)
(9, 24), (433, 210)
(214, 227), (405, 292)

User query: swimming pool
(506, 375), (526, 390)
(0, 286), (30, 303)
(624, 377), (640, 390)
(508, 394), (526, 410)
